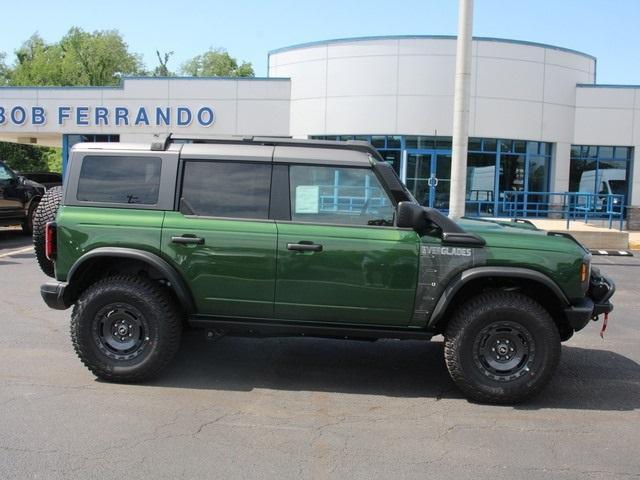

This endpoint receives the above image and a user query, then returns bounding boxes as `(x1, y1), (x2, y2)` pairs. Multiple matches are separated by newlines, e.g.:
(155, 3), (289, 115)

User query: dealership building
(1, 35), (639, 224)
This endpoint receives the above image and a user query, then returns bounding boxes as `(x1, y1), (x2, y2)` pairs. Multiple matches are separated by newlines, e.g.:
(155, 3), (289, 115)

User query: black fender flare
(427, 266), (570, 329)
(66, 247), (196, 313)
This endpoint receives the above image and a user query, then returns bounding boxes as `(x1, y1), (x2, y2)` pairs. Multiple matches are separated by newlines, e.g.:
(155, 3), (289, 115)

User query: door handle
(171, 235), (205, 245)
(287, 242), (323, 252)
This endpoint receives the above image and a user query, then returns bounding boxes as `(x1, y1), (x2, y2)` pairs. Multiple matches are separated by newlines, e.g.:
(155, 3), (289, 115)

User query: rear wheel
(33, 186), (62, 277)
(70, 275), (183, 382)
(444, 291), (560, 404)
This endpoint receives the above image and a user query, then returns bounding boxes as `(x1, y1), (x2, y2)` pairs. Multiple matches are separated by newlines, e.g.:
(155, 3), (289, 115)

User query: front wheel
(70, 275), (183, 382)
(444, 291), (560, 404)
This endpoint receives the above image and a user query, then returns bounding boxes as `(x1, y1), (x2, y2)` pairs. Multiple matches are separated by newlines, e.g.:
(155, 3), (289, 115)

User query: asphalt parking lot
(0, 226), (639, 480)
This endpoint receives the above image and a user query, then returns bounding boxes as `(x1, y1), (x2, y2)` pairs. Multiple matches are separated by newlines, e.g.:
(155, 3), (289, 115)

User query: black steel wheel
(444, 291), (560, 404)
(473, 321), (535, 382)
(71, 275), (182, 382)
(93, 303), (150, 361)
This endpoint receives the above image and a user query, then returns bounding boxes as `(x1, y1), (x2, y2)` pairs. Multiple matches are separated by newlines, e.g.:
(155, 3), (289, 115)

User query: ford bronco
(36, 135), (615, 403)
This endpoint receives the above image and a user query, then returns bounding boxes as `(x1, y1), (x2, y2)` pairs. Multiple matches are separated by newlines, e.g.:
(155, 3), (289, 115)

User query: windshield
(608, 180), (626, 196)
(0, 162), (15, 181)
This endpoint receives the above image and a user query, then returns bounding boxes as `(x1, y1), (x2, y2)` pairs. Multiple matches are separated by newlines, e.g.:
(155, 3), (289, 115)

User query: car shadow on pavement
(0, 228), (31, 250)
(149, 331), (640, 410)
(519, 345), (640, 411)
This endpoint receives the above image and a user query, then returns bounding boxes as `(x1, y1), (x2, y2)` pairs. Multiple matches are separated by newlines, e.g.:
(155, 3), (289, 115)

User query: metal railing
(501, 191), (626, 230)
(317, 185), (391, 213)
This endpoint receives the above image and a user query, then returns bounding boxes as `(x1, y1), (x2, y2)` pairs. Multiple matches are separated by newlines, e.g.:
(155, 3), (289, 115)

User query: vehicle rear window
(77, 156), (162, 205)
(180, 161), (271, 219)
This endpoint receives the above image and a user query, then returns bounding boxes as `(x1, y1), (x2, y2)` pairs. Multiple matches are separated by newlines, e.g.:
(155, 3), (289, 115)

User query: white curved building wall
(268, 37), (595, 144)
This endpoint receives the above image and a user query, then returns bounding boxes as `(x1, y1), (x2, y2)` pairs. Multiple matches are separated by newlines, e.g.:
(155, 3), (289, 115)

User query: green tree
(0, 142), (50, 172)
(43, 147), (62, 173)
(10, 28), (144, 86)
(153, 50), (174, 77)
(10, 34), (67, 86)
(0, 52), (10, 85)
(181, 48), (254, 77)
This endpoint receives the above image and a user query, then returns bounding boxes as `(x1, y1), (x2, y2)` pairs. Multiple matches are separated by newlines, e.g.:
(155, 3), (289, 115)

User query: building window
(569, 145), (631, 204)
(311, 135), (552, 216)
(467, 138), (551, 216)
(466, 152), (496, 214)
(66, 134), (120, 149)
(311, 135), (403, 176)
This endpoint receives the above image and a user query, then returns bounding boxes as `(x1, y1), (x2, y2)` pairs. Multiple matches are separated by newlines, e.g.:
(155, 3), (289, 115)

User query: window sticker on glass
(295, 185), (320, 214)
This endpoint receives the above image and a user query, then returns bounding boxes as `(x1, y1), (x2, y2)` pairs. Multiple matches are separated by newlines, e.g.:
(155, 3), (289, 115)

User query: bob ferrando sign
(0, 105), (216, 128)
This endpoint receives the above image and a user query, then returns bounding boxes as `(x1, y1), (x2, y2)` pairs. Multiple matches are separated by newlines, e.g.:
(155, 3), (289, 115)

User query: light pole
(448, 0), (474, 219)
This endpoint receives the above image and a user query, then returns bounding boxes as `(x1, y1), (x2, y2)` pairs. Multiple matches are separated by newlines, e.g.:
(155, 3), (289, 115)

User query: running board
(188, 315), (433, 341)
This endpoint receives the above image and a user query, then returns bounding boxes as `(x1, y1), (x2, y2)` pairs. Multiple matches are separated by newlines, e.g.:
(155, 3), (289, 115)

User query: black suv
(0, 160), (45, 234)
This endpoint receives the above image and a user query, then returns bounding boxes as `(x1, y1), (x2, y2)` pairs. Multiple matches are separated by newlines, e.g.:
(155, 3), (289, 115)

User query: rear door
(273, 158), (420, 326)
(161, 145), (278, 318)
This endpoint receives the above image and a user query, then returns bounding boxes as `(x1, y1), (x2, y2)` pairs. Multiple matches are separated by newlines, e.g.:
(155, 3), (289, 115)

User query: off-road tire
(70, 275), (183, 382)
(21, 198), (40, 235)
(444, 291), (561, 404)
(33, 186), (62, 277)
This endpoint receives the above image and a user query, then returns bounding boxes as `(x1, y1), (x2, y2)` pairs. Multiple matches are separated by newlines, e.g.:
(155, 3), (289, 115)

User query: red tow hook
(600, 312), (609, 339)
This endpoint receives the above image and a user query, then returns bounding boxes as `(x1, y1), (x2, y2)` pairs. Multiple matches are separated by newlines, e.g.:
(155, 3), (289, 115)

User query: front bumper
(41, 281), (70, 310)
(564, 271), (615, 332)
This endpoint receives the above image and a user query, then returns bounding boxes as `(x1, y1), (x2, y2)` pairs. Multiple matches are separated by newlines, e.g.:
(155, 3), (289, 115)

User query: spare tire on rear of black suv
(33, 186), (62, 278)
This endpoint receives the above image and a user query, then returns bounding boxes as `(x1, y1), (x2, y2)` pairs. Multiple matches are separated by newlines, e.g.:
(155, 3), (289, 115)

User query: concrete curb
(553, 230), (629, 250)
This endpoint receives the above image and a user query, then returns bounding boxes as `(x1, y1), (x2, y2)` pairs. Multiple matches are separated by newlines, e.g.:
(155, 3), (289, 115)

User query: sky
(0, 0), (639, 84)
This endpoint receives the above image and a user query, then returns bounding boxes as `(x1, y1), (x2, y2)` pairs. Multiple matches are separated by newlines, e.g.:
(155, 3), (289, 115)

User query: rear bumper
(564, 273), (615, 332)
(40, 281), (70, 310)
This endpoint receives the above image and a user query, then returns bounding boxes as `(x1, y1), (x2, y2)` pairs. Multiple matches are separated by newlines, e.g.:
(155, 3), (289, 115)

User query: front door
(274, 163), (420, 326)
(405, 150), (451, 211)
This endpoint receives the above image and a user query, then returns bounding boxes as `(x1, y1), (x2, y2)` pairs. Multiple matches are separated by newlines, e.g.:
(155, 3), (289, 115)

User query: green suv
(38, 135), (614, 404)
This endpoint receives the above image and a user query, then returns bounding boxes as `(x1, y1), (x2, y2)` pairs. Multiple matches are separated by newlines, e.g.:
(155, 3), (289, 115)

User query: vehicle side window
(289, 165), (395, 226)
(0, 163), (15, 181)
(180, 161), (271, 219)
(77, 156), (161, 205)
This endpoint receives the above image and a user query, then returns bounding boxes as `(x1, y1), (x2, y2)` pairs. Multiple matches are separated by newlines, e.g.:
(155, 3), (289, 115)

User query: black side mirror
(396, 202), (426, 230)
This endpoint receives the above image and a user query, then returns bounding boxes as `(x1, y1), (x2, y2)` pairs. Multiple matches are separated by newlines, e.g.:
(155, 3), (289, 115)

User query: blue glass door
(405, 150), (451, 210)
(406, 150), (432, 207)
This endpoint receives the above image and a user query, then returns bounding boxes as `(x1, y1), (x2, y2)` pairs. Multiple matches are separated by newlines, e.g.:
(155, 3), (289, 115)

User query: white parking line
(0, 246), (34, 259)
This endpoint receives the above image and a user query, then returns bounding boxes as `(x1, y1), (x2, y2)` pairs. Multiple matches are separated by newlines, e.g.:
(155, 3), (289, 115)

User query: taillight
(45, 222), (57, 261)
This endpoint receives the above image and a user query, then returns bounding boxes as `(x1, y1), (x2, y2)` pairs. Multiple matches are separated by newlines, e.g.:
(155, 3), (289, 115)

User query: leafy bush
(0, 142), (61, 173)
